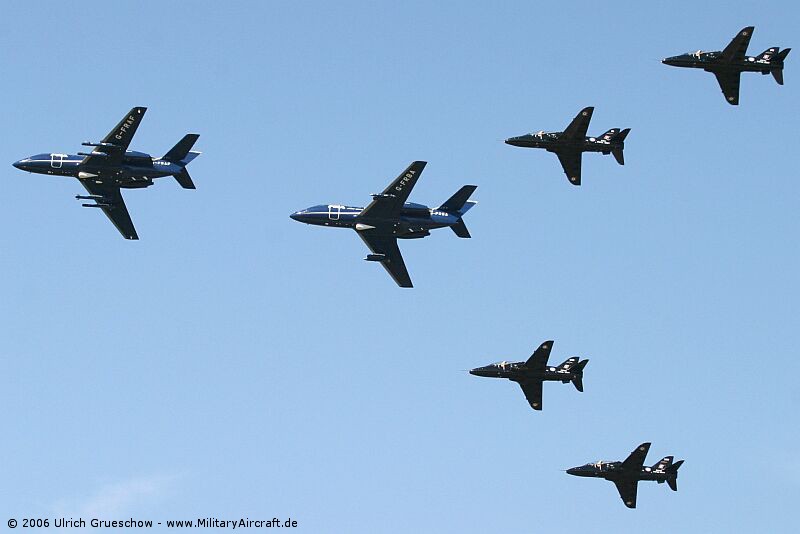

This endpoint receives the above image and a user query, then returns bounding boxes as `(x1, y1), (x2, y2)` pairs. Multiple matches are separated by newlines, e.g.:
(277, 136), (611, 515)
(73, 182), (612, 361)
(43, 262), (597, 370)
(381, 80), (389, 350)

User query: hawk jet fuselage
(506, 107), (629, 185)
(567, 442), (683, 508)
(470, 340), (588, 410)
(12, 107), (201, 240)
(290, 161), (477, 288)
(662, 26), (790, 105)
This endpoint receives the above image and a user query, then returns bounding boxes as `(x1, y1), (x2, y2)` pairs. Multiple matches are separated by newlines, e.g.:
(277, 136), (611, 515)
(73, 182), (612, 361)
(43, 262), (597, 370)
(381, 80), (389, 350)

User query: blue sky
(1, 1), (798, 532)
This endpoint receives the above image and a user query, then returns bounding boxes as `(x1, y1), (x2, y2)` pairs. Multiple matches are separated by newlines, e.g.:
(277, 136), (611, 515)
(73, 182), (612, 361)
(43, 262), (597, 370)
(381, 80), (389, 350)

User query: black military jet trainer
(567, 442), (684, 508)
(663, 26), (790, 105)
(12, 107), (200, 240)
(469, 340), (588, 411)
(505, 107), (629, 185)
(290, 161), (477, 288)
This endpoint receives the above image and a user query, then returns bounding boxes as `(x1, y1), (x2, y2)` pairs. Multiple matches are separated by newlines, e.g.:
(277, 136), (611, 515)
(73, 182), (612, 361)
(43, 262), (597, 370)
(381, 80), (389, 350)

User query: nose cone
(505, 135), (532, 147)
(566, 466), (593, 477)
(469, 365), (495, 377)
(290, 210), (311, 223)
(662, 56), (681, 66)
(12, 160), (24, 170)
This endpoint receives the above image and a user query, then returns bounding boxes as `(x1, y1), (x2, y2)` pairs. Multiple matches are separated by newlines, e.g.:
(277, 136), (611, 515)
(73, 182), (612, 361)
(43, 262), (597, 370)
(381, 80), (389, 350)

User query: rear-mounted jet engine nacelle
(81, 141), (115, 147)
(365, 254), (387, 262)
(124, 178), (154, 189)
(398, 230), (430, 239)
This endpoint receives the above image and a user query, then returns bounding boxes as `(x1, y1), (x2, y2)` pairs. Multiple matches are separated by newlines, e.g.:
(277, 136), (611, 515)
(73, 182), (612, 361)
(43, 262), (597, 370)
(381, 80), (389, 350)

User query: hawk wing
(524, 340), (554, 371)
(561, 106), (594, 141)
(721, 26), (754, 62)
(714, 71), (742, 105)
(621, 442), (651, 471)
(519, 380), (544, 411)
(556, 150), (583, 185)
(614, 479), (640, 509)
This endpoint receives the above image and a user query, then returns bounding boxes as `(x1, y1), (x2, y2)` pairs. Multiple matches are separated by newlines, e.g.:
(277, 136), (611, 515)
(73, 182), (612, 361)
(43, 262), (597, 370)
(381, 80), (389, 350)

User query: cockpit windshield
(493, 361), (511, 369)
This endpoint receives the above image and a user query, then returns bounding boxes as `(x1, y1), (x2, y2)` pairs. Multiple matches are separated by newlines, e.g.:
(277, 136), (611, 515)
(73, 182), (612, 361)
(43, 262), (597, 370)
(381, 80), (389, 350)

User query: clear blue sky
(1, 1), (798, 532)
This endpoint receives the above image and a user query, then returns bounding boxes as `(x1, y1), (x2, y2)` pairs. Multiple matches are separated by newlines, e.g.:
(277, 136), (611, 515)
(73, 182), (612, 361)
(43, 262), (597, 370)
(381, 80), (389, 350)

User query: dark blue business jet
(12, 107), (200, 240)
(290, 161), (477, 288)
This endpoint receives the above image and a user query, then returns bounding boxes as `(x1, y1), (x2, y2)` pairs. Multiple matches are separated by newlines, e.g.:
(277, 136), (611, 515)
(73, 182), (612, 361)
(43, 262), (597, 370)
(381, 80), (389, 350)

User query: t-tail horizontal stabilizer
(611, 129), (630, 165)
(439, 185), (477, 238)
(439, 185), (478, 214)
(162, 134), (201, 189)
(163, 134), (200, 162)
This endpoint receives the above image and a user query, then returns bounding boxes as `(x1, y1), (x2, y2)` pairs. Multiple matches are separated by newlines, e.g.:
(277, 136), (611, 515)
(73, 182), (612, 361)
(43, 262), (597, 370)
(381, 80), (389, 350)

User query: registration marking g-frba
(395, 170), (416, 192)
